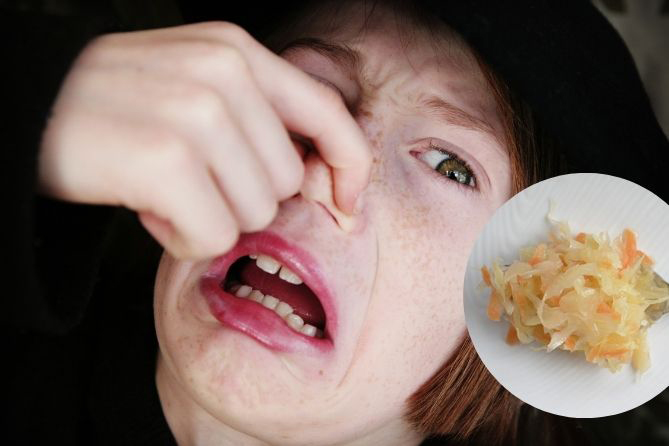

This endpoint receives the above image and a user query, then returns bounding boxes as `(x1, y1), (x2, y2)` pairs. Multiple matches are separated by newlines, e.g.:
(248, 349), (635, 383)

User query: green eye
(419, 146), (476, 187)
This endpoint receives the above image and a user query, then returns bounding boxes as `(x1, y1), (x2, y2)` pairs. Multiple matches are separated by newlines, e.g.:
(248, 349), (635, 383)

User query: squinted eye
(418, 144), (476, 188)
(308, 74), (345, 101)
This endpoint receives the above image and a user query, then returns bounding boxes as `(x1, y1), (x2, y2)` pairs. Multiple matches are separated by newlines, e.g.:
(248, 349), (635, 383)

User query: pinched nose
(299, 151), (363, 233)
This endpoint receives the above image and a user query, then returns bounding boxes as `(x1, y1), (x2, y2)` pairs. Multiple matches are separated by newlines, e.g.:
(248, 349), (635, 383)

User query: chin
(154, 322), (395, 445)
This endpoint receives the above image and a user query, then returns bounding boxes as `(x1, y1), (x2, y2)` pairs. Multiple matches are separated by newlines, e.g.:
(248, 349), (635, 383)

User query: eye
(418, 142), (477, 188)
(308, 74), (346, 101)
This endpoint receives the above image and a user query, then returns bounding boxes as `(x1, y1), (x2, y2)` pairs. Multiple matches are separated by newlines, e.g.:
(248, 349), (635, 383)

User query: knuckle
(201, 21), (251, 44)
(151, 131), (199, 174)
(175, 83), (227, 126)
(180, 42), (252, 91)
(188, 41), (248, 80)
(215, 45), (249, 79)
(159, 82), (227, 130)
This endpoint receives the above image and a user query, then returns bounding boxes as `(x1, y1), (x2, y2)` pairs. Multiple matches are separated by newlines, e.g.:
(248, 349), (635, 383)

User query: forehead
(273, 0), (501, 135)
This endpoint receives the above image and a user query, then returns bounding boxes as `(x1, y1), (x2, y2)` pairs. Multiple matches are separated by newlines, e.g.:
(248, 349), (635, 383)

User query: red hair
(405, 28), (566, 444)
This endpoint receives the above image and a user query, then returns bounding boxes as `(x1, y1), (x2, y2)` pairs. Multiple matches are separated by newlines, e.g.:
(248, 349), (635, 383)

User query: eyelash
(310, 75), (346, 101)
(419, 141), (477, 189)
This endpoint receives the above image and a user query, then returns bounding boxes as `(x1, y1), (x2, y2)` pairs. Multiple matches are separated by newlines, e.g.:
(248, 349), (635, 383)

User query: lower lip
(199, 277), (334, 354)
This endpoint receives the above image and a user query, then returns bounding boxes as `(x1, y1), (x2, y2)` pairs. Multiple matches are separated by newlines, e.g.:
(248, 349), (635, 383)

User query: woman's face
(154, 2), (512, 444)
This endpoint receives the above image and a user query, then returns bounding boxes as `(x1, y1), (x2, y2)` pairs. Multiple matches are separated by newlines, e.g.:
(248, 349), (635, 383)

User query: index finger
(266, 74), (372, 215)
(205, 23), (373, 215)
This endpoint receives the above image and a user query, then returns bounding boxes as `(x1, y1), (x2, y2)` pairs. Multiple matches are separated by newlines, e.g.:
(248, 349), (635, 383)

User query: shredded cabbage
(481, 221), (669, 374)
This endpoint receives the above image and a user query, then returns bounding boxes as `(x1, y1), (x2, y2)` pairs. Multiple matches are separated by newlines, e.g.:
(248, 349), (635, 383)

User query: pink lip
(199, 231), (337, 354)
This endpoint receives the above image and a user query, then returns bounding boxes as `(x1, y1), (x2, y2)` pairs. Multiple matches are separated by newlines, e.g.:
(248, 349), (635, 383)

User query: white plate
(463, 173), (669, 418)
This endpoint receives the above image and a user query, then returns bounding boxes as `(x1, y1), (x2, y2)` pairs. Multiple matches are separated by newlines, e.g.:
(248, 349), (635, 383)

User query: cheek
(153, 255), (228, 398)
(153, 257), (296, 426)
(359, 145), (494, 396)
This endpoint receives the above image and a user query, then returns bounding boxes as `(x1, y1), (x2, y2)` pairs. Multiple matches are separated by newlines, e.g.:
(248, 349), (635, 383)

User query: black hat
(180, 0), (669, 200)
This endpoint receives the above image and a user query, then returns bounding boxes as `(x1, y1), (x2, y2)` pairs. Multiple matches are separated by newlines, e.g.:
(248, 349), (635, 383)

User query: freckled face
(153, 2), (512, 445)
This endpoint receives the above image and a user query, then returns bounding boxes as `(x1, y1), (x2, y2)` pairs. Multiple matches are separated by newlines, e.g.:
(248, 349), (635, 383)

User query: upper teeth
(253, 254), (303, 285)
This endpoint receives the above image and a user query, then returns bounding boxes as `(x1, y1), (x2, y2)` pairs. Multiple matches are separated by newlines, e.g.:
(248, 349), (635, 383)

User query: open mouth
(222, 254), (327, 338)
(198, 231), (335, 353)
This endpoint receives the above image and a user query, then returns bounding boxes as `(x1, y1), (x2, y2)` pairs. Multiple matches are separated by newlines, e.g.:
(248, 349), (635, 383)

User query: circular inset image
(463, 173), (669, 418)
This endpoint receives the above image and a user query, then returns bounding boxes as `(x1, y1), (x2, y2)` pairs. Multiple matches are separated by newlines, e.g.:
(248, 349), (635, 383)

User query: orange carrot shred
(487, 291), (502, 321)
(528, 244), (546, 266)
(586, 345), (601, 362)
(597, 302), (614, 314)
(621, 228), (637, 269)
(601, 348), (629, 358)
(512, 288), (528, 309)
(564, 335), (577, 351)
(546, 295), (561, 307)
(599, 259), (612, 269)
(481, 266), (492, 286)
(532, 326), (550, 344)
(597, 302), (621, 320)
(506, 326), (519, 345)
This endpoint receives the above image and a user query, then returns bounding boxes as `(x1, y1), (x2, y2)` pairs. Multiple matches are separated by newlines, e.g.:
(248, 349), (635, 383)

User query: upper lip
(202, 230), (338, 341)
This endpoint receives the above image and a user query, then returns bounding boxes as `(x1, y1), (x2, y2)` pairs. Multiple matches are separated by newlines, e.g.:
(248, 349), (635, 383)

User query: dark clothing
(4, 1), (668, 445)
(3, 5), (177, 444)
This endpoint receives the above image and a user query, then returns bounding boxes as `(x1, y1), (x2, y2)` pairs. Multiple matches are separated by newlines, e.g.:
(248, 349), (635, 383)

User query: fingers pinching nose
(300, 152), (359, 233)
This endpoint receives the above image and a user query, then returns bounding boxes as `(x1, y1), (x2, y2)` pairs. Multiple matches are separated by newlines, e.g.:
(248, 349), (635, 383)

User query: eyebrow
(280, 37), (496, 137)
(279, 37), (362, 76)
(419, 96), (496, 136)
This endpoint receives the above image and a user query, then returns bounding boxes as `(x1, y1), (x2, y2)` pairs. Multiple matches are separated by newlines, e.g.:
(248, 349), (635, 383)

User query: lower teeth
(226, 282), (324, 338)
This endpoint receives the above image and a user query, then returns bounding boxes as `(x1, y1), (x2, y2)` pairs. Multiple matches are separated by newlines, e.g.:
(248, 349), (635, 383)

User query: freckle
(319, 370), (323, 376)
(356, 107), (373, 119)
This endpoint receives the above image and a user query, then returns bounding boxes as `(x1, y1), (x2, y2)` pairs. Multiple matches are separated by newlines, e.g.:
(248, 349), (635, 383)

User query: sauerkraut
(481, 221), (669, 373)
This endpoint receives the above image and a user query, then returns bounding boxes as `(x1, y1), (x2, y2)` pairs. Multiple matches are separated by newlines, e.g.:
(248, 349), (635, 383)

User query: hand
(38, 21), (371, 259)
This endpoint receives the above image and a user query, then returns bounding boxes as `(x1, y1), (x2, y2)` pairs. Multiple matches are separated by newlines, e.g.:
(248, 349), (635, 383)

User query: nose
(299, 150), (359, 233)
